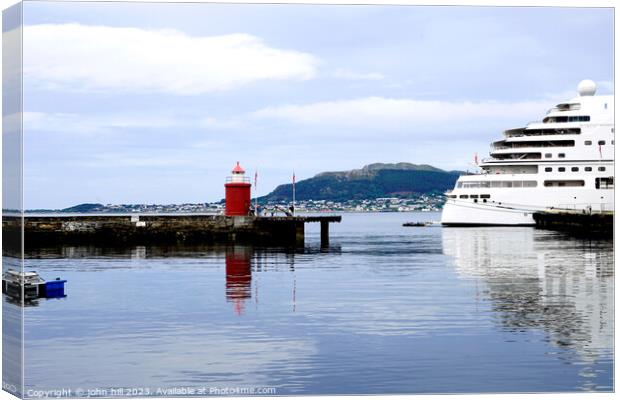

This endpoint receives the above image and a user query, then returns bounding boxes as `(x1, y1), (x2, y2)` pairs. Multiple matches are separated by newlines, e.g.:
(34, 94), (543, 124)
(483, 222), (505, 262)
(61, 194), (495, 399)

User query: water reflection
(22, 244), (307, 317)
(2, 263), (23, 397)
(225, 245), (252, 315)
(21, 244), (321, 393)
(12, 214), (615, 394)
(442, 227), (613, 387)
(4, 296), (39, 307)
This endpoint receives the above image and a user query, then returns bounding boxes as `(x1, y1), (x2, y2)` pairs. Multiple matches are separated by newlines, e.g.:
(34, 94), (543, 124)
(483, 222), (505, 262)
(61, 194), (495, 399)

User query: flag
(599, 144), (603, 158)
(254, 170), (258, 187)
(293, 171), (296, 185)
(474, 152), (479, 165)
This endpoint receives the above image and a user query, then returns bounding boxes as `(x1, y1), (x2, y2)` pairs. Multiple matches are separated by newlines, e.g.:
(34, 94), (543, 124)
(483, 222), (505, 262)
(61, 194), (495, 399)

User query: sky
(13, 1), (614, 208)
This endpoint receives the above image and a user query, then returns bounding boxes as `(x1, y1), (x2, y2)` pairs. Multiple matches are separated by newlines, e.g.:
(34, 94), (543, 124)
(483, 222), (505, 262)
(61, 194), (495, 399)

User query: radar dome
(577, 79), (597, 96)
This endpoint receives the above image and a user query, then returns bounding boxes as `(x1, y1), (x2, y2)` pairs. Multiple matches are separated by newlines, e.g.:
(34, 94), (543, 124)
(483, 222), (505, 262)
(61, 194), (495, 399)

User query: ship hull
(441, 200), (535, 226)
(441, 185), (613, 226)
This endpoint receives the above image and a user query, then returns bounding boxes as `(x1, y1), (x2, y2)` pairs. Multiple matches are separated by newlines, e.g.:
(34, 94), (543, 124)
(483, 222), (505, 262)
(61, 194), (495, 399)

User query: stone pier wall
(3, 215), (309, 248)
(533, 211), (613, 238)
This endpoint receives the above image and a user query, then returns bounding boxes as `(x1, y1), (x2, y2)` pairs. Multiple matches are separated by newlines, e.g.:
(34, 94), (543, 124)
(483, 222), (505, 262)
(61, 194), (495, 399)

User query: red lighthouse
(225, 161), (252, 216)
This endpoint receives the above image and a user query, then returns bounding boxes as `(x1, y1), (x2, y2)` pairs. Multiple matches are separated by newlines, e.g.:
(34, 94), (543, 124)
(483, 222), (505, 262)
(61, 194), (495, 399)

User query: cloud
(250, 95), (569, 138)
(331, 68), (385, 81)
(24, 24), (320, 95)
(23, 111), (241, 135)
(24, 91), (572, 145)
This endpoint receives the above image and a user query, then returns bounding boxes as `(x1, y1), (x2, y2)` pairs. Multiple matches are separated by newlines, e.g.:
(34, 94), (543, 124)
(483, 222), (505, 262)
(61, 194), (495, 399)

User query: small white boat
(2, 269), (66, 300)
(2, 269), (45, 300)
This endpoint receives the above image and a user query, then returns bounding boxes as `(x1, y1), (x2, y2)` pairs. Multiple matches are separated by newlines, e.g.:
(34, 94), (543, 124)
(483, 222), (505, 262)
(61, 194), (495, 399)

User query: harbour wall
(533, 211), (613, 238)
(2, 215), (341, 248)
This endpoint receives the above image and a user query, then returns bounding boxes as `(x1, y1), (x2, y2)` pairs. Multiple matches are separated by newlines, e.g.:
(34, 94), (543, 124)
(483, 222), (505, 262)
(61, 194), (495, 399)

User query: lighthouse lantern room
(225, 161), (252, 216)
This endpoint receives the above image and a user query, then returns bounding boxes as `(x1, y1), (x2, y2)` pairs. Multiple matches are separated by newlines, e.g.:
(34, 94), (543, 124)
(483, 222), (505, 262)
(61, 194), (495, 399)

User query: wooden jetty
(533, 211), (613, 238)
(2, 214), (342, 248)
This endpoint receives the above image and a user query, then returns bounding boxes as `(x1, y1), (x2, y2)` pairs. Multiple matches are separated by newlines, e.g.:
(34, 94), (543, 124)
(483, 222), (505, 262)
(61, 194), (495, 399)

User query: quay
(533, 211), (613, 238)
(3, 214), (342, 248)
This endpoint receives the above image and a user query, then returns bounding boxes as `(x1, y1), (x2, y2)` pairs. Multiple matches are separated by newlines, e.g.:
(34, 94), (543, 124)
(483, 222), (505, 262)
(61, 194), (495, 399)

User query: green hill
(61, 203), (105, 213)
(261, 163), (462, 202)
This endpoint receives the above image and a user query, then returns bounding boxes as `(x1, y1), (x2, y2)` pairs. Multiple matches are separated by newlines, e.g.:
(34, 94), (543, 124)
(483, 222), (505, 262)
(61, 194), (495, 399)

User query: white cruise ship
(441, 80), (614, 226)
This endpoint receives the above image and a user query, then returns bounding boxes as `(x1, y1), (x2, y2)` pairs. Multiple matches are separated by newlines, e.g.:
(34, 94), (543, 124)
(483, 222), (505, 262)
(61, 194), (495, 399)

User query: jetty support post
(320, 220), (329, 247)
(295, 221), (305, 247)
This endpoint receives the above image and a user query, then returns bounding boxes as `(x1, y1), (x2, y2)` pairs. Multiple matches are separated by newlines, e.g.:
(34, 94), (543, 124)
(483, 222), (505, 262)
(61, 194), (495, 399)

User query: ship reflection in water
(225, 246), (252, 315)
(442, 227), (613, 390)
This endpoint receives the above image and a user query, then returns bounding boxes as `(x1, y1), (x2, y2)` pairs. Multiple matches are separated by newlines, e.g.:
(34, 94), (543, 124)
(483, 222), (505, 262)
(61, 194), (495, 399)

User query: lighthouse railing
(226, 176), (251, 183)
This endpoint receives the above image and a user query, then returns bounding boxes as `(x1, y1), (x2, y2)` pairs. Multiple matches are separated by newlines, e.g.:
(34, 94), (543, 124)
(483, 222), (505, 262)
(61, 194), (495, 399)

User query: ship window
(571, 167), (579, 172)
(480, 194), (491, 199)
(598, 140), (606, 145)
(558, 167), (566, 172)
(545, 167), (552, 172)
(544, 180), (585, 187)
(558, 153), (566, 158)
(585, 167), (592, 172)
(556, 103), (582, 111)
(595, 177), (614, 189)
(513, 128), (581, 136)
(448, 195), (457, 198)
(469, 195), (479, 199)
(545, 153), (552, 158)
(612, 140), (615, 145)
(598, 167), (606, 172)
(493, 140), (574, 149)
(585, 140), (592, 145)
(544, 116), (590, 123)
(461, 181), (491, 188)
(488, 181), (537, 188)
(459, 195), (468, 199)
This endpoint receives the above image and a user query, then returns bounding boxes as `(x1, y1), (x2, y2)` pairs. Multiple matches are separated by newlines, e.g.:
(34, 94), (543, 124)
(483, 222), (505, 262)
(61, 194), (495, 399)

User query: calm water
(5, 212), (614, 395)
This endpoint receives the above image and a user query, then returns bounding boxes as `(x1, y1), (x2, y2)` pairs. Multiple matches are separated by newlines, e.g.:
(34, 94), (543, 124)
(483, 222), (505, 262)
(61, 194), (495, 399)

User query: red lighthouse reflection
(225, 245), (252, 315)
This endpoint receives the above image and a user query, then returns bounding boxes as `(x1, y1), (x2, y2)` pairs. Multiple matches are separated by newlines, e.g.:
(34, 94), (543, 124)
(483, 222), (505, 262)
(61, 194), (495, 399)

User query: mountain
(261, 163), (463, 202)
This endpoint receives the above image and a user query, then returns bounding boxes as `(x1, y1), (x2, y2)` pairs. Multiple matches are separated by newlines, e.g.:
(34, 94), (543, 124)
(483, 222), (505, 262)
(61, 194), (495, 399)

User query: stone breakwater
(2, 214), (341, 249)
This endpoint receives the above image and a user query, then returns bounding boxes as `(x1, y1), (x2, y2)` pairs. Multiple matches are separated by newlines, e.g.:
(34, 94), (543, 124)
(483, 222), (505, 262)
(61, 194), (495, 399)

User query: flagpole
(292, 170), (296, 216)
(254, 170), (258, 216)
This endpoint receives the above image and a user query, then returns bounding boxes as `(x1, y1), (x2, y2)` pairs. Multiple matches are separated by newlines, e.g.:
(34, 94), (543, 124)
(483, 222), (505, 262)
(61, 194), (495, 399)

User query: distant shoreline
(10, 210), (441, 217)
